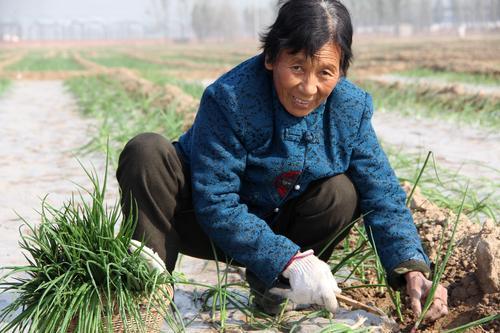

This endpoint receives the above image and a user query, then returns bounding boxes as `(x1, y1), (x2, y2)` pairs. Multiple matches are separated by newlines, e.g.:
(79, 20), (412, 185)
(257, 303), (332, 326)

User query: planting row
(356, 78), (500, 129)
(4, 51), (84, 72)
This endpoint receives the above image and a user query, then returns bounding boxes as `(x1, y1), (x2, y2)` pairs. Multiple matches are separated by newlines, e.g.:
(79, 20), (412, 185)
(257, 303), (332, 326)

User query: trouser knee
(116, 133), (186, 272)
(117, 132), (176, 178)
(278, 174), (359, 261)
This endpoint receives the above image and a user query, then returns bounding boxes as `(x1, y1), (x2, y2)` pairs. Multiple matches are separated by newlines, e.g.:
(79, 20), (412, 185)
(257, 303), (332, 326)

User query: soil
(0, 80), (118, 267)
(344, 184), (500, 332)
(351, 37), (500, 78)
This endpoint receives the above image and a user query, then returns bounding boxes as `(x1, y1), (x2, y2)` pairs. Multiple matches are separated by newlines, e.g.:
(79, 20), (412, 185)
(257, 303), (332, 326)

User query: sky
(1, 0), (156, 23)
(0, 0), (275, 23)
(0, 0), (277, 39)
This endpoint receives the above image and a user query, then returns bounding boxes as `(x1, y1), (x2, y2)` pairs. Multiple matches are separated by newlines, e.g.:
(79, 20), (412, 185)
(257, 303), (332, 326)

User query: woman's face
(265, 43), (341, 117)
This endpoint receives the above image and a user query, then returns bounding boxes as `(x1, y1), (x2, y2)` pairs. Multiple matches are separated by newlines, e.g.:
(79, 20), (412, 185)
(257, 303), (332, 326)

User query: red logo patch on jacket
(274, 171), (301, 198)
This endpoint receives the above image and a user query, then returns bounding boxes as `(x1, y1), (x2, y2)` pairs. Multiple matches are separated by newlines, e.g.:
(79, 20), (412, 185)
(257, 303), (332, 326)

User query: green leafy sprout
(0, 155), (179, 333)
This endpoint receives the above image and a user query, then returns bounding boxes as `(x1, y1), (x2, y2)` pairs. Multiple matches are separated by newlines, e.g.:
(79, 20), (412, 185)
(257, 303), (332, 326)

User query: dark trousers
(116, 133), (359, 279)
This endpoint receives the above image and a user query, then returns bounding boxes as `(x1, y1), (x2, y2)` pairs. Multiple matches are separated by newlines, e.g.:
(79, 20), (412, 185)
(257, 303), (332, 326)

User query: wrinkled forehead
(281, 43), (341, 65)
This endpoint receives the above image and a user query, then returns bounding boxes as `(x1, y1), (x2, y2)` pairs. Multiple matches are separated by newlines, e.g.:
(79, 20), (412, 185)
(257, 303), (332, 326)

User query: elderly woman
(117, 0), (448, 322)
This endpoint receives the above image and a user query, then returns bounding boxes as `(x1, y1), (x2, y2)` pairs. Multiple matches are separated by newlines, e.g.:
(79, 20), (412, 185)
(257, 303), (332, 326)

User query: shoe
(245, 269), (311, 315)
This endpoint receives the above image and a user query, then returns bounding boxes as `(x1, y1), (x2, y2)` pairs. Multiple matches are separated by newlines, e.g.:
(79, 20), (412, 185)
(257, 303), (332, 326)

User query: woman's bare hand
(405, 271), (448, 322)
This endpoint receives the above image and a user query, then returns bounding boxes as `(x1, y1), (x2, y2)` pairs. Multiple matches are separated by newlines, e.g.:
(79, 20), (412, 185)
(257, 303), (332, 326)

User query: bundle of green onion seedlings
(0, 162), (178, 333)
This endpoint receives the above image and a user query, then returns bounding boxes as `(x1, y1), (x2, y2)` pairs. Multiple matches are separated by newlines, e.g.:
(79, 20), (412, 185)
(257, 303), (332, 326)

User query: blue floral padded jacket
(176, 54), (430, 288)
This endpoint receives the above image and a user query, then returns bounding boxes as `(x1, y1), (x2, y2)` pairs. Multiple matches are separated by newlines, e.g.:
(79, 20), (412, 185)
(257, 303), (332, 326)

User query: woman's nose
(299, 75), (318, 96)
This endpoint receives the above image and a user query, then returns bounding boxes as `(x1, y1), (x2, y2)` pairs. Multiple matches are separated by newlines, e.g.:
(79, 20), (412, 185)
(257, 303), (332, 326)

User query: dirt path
(372, 111), (500, 195)
(0, 80), (119, 266)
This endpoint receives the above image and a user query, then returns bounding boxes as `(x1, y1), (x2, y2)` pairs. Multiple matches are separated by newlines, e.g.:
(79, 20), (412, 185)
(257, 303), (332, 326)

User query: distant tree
(147, 0), (169, 38)
(191, 1), (219, 40)
(192, 0), (242, 41)
(217, 2), (240, 40)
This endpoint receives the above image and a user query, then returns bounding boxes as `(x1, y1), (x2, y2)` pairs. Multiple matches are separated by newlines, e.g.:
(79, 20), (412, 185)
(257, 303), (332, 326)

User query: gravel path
(0, 80), (119, 267)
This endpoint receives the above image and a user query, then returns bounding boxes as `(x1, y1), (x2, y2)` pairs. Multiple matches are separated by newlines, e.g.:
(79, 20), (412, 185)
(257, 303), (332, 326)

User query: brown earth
(344, 184), (499, 332)
(351, 37), (500, 78)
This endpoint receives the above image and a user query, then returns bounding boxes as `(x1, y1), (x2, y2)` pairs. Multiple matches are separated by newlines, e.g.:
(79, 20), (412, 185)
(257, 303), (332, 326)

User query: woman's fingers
(406, 276), (424, 316)
(424, 285), (449, 321)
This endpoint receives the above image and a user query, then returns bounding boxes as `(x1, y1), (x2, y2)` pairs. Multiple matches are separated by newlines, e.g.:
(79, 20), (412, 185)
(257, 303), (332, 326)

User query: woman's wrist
(283, 249), (314, 271)
(405, 270), (425, 283)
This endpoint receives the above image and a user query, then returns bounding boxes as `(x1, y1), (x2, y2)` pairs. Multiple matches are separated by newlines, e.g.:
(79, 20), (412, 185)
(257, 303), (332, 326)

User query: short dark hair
(260, 0), (353, 75)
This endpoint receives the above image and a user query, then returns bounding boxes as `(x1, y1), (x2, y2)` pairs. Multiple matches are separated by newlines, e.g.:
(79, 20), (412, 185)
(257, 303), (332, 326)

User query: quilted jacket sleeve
(188, 86), (300, 287)
(346, 92), (430, 287)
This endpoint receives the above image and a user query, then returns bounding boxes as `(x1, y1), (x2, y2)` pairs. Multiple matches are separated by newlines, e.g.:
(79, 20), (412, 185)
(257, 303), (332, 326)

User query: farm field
(0, 37), (499, 332)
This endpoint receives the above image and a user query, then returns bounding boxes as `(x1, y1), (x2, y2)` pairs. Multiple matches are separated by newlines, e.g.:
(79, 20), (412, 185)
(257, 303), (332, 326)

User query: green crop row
(5, 52), (84, 71)
(396, 67), (500, 86)
(159, 52), (248, 67)
(65, 75), (184, 166)
(84, 53), (167, 71)
(140, 70), (205, 99)
(81, 52), (205, 99)
(357, 79), (500, 130)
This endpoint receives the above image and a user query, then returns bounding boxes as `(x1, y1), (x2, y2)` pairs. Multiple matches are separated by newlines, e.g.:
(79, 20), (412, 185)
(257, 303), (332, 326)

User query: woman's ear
(264, 55), (274, 71)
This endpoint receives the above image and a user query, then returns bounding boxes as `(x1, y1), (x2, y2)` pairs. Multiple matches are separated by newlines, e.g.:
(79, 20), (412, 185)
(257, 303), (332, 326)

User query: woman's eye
(321, 70), (333, 77)
(290, 66), (302, 72)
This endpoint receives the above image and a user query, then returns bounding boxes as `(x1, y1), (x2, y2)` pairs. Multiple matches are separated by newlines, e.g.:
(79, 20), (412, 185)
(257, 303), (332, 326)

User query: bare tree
(147, 0), (169, 38)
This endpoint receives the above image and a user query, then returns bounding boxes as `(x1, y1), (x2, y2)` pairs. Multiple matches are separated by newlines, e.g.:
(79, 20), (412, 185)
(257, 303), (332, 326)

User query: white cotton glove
(269, 250), (341, 314)
(128, 239), (166, 272)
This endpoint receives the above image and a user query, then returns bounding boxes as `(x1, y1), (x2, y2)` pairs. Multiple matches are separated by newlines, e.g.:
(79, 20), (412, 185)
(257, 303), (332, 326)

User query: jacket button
(274, 207), (280, 213)
(294, 184), (301, 190)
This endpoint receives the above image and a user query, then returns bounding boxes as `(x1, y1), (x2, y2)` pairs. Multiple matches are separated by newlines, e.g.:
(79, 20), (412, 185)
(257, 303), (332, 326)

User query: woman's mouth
(292, 95), (312, 107)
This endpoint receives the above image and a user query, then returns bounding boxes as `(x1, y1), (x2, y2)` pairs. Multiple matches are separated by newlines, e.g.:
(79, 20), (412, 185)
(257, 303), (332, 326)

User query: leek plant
(65, 75), (184, 167)
(0, 79), (10, 95)
(413, 185), (468, 331)
(0, 158), (179, 332)
(357, 79), (500, 129)
(5, 52), (84, 72)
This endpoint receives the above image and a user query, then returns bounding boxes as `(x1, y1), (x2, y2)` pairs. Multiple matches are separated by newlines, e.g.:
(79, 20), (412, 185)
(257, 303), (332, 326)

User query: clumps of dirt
(475, 220), (500, 294)
(344, 184), (499, 332)
(403, 183), (499, 332)
(418, 60), (500, 78)
(352, 38), (500, 79)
